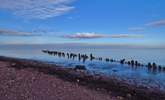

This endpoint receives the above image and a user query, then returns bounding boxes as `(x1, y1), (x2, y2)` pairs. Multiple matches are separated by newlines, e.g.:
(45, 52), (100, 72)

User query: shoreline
(0, 56), (165, 100)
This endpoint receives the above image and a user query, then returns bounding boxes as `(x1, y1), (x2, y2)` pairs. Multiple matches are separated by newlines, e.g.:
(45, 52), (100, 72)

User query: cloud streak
(63, 33), (105, 39)
(0, 0), (75, 19)
(146, 20), (165, 27)
(128, 19), (165, 31)
(63, 32), (144, 39)
(0, 28), (35, 36)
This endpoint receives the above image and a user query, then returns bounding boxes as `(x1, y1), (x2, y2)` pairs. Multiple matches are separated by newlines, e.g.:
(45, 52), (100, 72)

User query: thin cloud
(0, 0), (75, 19)
(63, 32), (105, 39)
(63, 32), (144, 39)
(0, 28), (63, 36)
(109, 34), (144, 38)
(146, 20), (165, 27)
(128, 27), (144, 32)
(0, 28), (35, 36)
(128, 19), (165, 31)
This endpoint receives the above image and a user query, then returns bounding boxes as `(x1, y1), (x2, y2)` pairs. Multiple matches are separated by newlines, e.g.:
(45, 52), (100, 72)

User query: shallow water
(0, 44), (165, 91)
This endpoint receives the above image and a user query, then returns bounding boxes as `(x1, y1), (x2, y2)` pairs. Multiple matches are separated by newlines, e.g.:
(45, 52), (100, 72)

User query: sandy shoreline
(0, 56), (165, 100)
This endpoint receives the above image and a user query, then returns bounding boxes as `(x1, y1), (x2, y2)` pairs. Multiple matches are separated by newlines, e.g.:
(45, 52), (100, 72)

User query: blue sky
(0, 0), (165, 46)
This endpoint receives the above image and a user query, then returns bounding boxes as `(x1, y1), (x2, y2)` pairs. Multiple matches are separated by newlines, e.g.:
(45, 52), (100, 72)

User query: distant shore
(0, 56), (165, 100)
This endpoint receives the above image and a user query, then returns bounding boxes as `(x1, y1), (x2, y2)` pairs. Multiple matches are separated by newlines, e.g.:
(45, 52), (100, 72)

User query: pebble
(126, 93), (132, 98)
(117, 96), (124, 100)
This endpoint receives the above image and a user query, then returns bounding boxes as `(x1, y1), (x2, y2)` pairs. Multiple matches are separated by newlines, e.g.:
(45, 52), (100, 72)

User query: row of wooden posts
(42, 50), (165, 72)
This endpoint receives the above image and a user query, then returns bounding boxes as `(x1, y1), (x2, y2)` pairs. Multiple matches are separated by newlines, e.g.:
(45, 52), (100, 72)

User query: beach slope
(0, 60), (118, 100)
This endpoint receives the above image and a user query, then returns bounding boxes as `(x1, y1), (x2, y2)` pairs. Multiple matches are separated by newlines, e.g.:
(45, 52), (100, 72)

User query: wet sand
(0, 56), (165, 100)
(0, 57), (119, 100)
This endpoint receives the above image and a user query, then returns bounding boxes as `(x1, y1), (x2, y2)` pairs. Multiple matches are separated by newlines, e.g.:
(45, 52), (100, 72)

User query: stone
(74, 65), (86, 70)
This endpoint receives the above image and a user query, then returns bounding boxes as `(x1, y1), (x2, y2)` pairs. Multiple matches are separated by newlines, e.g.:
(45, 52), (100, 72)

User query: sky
(0, 0), (165, 47)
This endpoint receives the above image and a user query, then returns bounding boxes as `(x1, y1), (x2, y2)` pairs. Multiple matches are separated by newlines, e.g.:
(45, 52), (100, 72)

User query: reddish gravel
(0, 61), (119, 100)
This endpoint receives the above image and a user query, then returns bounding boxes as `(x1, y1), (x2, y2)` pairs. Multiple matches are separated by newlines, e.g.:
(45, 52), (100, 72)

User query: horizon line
(0, 43), (165, 49)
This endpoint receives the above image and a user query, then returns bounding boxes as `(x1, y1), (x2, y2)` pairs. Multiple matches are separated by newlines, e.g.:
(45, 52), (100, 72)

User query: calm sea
(0, 44), (165, 91)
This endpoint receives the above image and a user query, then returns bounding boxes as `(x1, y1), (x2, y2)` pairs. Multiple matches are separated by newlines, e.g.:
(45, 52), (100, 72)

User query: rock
(112, 69), (117, 72)
(117, 96), (124, 100)
(127, 93), (132, 98)
(76, 79), (80, 83)
(74, 65), (86, 70)
(11, 63), (16, 66)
